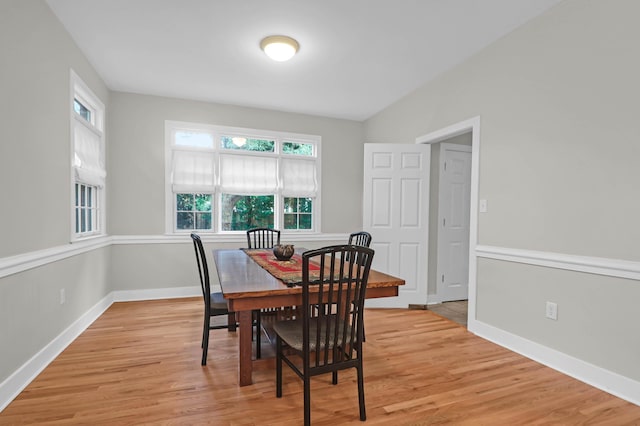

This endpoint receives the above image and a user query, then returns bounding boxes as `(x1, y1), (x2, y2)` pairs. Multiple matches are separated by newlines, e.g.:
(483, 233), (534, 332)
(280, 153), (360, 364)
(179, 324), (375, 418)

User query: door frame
(415, 116), (480, 329)
(437, 142), (472, 303)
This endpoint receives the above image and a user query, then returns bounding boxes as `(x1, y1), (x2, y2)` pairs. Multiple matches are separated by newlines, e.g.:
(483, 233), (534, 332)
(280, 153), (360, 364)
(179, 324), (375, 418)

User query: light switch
(479, 199), (488, 213)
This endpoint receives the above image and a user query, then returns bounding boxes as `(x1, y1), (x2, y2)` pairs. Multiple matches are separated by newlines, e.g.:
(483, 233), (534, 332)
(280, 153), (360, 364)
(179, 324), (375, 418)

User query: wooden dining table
(212, 248), (405, 386)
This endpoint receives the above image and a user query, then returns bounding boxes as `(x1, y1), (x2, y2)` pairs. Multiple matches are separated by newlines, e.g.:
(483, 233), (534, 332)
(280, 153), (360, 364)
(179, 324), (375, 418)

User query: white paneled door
(437, 143), (472, 302)
(363, 143), (430, 308)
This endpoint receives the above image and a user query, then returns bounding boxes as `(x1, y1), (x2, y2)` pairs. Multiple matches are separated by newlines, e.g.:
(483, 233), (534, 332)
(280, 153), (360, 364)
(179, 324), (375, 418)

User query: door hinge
(441, 274), (445, 283)
(444, 161), (447, 171)
(443, 218), (446, 227)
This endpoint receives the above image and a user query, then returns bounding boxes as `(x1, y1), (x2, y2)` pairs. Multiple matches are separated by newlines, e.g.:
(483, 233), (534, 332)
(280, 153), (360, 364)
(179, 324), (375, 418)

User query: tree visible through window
(221, 194), (274, 230)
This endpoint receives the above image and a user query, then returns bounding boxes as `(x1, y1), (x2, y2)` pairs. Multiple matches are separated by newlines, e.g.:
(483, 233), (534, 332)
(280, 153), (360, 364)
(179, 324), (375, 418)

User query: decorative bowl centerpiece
(273, 244), (295, 261)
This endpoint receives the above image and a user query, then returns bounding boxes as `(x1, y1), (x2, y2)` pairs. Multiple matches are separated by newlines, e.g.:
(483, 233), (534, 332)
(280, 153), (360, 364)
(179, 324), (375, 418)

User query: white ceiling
(46, 0), (562, 121)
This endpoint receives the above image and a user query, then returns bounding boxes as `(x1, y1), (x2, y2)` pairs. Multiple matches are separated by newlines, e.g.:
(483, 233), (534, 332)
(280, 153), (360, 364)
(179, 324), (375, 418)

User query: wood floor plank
(1, 298), (638, 425)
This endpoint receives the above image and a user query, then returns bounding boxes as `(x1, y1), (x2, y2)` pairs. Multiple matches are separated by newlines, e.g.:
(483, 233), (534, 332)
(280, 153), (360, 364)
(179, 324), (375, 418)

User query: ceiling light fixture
(231, 137), (247, 147)
(260, 35), (299, 62)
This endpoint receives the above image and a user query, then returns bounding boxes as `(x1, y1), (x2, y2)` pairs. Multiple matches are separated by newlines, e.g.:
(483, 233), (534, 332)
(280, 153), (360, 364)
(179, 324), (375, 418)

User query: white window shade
(172, 150), (215, 192)
(220, 154), (278, 195)
(73, 123), (105, 187)
(281, 158), (317, 197)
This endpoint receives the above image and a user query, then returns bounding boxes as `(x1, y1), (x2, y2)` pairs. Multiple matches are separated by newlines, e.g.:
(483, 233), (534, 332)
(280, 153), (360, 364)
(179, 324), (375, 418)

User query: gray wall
(365, 0), (640, 381)
(0, 0), (109, 257)
(0, 1), (111, 383)
(107, 93), (363, 291)
(107, 92), (364, 235)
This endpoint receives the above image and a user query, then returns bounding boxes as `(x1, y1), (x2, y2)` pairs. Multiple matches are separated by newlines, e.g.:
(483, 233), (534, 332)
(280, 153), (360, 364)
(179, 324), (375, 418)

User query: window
(165, 121), (320, 234)
(176, 193), (212, 230)
(73, 99), (92, 122)
(284, 197), (313, 230)
(75, 183), (98, 234)
(71, 70), (105, 239)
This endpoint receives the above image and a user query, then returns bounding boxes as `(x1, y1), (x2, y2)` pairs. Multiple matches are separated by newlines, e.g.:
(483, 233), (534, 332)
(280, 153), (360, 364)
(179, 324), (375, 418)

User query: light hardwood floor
(1, 298), (639, 425)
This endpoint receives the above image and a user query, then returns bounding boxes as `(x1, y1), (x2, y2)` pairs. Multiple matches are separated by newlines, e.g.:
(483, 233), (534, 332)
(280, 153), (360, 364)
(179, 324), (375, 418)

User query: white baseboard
(0, 292), (114, 412)
(0, 286), (200, 412)
(112, 286), (200, 302)
(468, 318), (640, 407)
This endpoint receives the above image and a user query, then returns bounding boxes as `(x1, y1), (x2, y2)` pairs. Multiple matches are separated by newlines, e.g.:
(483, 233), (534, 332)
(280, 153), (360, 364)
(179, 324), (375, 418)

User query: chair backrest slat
(348, 231), (372, 248)
(246, 227), (281, 249)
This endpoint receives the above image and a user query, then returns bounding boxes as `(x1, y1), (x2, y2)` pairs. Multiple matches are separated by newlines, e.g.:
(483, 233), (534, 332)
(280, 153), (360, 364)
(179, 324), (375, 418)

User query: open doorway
(415, 117), (480, 329)
(426, 136), (472, 325)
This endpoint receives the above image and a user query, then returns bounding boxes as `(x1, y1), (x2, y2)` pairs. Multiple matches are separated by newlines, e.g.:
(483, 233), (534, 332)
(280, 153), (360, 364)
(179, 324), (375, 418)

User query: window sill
(112, 233), (347, 245)
(71, 233), (107, 244)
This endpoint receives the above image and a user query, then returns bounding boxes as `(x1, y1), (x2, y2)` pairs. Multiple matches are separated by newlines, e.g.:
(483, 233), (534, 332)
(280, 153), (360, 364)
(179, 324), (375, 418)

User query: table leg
(227, 312), (237, 332)
(238, 310), (253, 386)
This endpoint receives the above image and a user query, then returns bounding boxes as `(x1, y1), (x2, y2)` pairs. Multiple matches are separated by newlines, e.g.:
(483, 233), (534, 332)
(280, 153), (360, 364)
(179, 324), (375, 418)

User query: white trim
(416, 116), (481, 323)
(112, 286), (201, 302)
(111, 233), (348, 245)
(469, 319), (640, 406)
(0, 292), (114, 412)
(0, 236), (112, 279)
(0, 234), (349, 278)
(476, 245), (640, 281)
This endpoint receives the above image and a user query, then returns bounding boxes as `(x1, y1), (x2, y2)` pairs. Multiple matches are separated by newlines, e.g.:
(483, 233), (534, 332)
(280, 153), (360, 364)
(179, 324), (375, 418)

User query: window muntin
(166, 121), (320, 234)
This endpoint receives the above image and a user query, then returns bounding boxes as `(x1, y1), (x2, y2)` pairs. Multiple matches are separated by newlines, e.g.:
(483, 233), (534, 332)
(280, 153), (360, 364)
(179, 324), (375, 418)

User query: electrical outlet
(545, 301), (557, 320)
(60, 288), (66, 305)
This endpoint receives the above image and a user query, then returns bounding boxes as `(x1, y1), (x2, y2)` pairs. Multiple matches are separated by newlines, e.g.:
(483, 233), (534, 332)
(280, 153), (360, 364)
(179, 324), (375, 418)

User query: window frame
(70, 70), (106, 241)
(164, 121), (321, 235)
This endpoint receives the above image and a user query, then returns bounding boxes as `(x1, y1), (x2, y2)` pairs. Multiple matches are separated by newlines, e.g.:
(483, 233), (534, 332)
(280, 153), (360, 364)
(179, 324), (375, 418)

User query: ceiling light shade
(232, 137), (247, 147)
(260, 35), (299, 62)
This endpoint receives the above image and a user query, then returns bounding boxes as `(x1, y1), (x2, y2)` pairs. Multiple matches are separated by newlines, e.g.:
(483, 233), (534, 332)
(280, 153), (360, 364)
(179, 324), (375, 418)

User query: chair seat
(274, 315), (353, 352)
(210, 291), (228, 311)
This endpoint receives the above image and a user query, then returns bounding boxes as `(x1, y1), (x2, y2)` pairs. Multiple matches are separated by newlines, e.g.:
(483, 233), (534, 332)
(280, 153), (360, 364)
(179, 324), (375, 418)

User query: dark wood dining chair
(347, 231), (372, 341)
(246, 227), (281, 249)
(274, 244), (375, 425)
(191, 233), (261, 365)
(191, 233), (232, 365)
(246, 227), (287, 355)
(348, 231), (372, 248)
